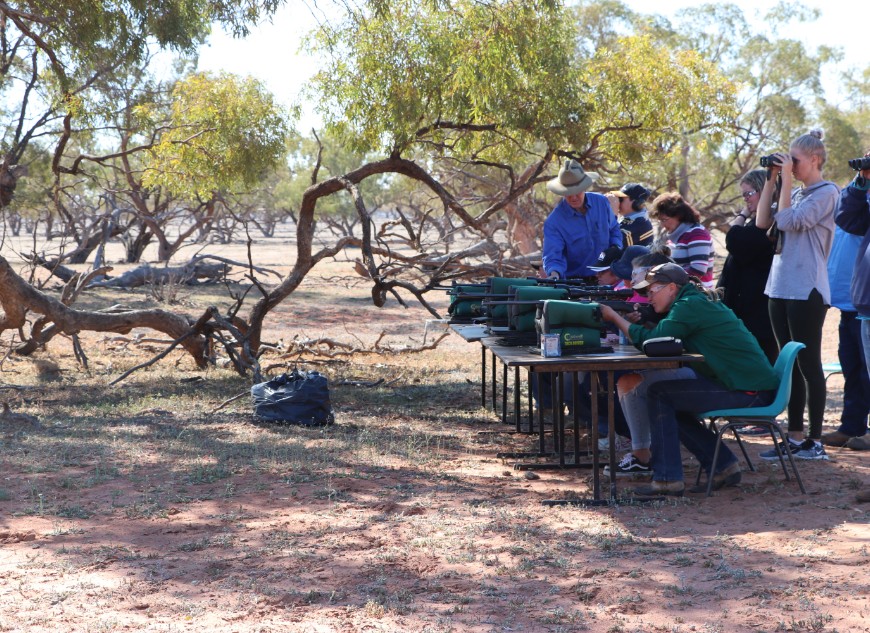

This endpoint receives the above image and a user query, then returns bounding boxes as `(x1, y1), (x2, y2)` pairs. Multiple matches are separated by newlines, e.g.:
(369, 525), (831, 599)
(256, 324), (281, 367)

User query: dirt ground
(0, 231), (868, 633)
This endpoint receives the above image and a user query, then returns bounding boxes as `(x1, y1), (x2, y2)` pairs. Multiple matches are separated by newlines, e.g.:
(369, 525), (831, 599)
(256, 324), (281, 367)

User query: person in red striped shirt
(649, 192), (715, 288)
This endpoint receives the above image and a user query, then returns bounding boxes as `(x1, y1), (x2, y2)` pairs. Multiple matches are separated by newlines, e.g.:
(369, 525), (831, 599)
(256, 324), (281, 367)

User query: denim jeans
(618, 367), (697, 451)
(837, 312), (870, 436)
(862, 319), (870, 383)
(646, 376), (776, 482)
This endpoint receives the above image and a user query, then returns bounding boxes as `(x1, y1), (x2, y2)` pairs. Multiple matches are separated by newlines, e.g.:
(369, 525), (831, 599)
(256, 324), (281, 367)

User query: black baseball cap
(588, 246), (623, 272)
(612, 183), (651, 203)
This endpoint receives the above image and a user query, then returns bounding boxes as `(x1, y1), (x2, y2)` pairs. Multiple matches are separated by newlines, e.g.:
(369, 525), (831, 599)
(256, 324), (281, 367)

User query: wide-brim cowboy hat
(546, 159), (600, 196)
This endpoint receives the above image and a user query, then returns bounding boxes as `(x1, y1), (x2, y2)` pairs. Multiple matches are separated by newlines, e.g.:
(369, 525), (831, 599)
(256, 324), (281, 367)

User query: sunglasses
(647, 283), (669, 295)
(741, 190), (758, 200)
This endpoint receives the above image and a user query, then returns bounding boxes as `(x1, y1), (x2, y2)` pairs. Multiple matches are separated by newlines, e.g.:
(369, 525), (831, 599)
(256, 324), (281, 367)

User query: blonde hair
(791, 128), (826, 169)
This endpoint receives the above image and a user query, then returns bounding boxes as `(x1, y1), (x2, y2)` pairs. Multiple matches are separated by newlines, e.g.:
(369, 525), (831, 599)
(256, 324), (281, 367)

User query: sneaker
(736, 425), (769, 436)
(794, 439), (829, 460)
(759, 437), (802, 461)
(604, 453), (652, 477)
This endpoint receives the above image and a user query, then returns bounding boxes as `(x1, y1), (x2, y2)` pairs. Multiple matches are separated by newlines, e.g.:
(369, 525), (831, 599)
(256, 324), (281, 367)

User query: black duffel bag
(251, 369), (334, 426)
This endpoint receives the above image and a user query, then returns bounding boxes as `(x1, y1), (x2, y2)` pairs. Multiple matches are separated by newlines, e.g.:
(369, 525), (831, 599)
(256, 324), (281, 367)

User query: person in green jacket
(600, 263), (780, 496)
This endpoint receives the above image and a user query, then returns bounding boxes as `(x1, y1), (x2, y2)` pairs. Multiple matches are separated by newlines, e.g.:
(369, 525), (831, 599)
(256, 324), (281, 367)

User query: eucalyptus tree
(1, 0), (739, 377)
(624, 2), (847, 224)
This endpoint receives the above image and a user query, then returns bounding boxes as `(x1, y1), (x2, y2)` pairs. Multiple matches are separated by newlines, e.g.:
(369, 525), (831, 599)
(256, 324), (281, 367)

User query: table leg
(514, 366), (521, 433)
(502, 362), (508, 425)
(557, 373), (565, 467)
(590, 371), (601, 501)
(572, 372), (581, 463)
(481, 345), (486, 409)
(527, 368), (534, 433)
(491, 351), (497, 412)
(606, 370), (617, 502)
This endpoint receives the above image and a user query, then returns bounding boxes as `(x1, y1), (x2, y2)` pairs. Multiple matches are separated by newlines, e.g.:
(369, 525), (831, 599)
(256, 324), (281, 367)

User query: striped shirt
(668, 222), (714, 287)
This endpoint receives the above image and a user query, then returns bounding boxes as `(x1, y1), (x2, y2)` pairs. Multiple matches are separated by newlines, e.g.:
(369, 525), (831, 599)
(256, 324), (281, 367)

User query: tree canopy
(308, 0), (736, 169)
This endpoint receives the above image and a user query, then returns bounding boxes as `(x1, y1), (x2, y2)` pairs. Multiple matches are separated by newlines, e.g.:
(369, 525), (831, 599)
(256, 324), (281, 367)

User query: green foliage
(4, 1), (281, 90)
(144, 72), (291, 198)
(818, 106), (863, 186)
(308, 0), (736, 169)
(578, 34), (735, 163)
(310, 0), (580, 158)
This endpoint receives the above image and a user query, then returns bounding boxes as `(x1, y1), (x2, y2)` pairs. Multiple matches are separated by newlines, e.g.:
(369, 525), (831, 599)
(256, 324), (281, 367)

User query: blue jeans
(862, 319), (870, 382)
(838, 312), (870, 436)
(619, 367), (697, 451)
(647, 376), (776, 483)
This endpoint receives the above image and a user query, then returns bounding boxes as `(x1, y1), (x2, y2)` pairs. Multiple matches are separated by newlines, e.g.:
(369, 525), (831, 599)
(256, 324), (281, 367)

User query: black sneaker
(759, 438), (802, 461)
(794, 439), (829, 461)
(604, 453), (652, 477)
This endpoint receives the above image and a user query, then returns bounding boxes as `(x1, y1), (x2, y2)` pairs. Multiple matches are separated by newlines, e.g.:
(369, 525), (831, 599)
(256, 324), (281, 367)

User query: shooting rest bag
(448, 284), (484, 318)
(536, 300), (604, 352)
(509, 286), (569, 332)
(488, 277), (538, 320)
(641, 336), (683, 357)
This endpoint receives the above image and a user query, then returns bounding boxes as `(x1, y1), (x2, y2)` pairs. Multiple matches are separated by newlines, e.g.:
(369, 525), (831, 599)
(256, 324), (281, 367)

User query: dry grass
(0, 237), (867, 632)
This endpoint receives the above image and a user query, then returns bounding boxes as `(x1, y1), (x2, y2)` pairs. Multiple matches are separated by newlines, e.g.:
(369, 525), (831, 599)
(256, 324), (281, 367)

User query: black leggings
(768, 289), (829, 439)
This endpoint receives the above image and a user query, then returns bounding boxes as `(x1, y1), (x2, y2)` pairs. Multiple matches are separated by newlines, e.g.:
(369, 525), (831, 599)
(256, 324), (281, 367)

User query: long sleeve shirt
(628, 284), (779, 392)
(542, 193), (623, 279)
(667, 222), (715, 287)
(765, 181), (838, 302)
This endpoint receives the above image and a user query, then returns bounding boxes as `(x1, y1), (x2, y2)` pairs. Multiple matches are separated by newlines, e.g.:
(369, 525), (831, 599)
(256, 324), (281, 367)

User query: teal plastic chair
(696, 341), (807, 496)
(822, 361), (843, 384)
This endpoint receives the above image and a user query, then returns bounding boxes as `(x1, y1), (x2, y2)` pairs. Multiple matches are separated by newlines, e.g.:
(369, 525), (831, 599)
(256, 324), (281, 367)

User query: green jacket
(628, 283), (779, 391)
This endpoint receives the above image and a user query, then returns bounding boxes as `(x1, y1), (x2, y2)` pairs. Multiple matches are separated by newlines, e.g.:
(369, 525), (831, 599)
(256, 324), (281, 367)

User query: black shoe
(603, 453), (652, 478)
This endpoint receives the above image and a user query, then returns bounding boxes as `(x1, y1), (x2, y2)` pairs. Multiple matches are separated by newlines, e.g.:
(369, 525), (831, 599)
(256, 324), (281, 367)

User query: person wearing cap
(587, 245), (624, 287)
(604, 248), (701, 478)
(609, 183), (654, 247)
(542, 159), (623, 280)
(599, 263), (779, 496)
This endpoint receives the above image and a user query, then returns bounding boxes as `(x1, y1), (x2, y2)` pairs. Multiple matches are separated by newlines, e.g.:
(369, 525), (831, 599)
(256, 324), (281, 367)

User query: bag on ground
(251, 369), (334, 426)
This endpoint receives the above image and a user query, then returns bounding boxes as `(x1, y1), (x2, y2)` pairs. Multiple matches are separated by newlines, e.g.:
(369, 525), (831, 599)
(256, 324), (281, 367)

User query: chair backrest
(767, 341), (806, 415)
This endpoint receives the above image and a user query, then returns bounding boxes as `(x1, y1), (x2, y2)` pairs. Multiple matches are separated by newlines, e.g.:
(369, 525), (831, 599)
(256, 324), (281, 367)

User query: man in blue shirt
(542, 160), (623, 280)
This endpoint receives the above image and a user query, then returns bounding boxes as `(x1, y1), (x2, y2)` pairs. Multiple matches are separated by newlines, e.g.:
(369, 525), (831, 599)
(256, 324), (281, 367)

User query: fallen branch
(0, 255), (208, 364)
(108, 308), (216, 385)
(277, 331), (450, 359)
(210, 391), (248, 414)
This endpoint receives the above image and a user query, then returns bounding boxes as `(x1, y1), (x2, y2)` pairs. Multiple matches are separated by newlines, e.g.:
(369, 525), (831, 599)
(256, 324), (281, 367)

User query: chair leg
(706, 429), (725, 497)
(727, 424), (756, 472)
(770, 425), (807, 494)
(697, 417), (719, 488)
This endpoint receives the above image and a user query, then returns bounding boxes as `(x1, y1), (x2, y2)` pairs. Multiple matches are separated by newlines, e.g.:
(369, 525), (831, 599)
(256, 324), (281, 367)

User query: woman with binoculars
(755, 129), (840, 461)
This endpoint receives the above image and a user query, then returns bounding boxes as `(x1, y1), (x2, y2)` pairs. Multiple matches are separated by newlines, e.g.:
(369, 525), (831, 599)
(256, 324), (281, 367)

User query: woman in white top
(755, 129), (839, 461)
